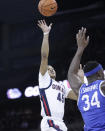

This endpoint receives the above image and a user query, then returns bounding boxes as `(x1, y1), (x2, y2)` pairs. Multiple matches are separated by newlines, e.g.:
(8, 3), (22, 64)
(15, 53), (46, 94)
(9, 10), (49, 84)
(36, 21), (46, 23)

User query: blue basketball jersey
(78, 80), (105, 131)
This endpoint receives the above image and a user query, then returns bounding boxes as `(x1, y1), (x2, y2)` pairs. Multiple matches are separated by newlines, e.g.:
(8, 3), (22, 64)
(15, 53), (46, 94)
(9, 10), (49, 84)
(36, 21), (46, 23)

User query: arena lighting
(6, 70), (105, 99)
(24, 86), (39, 97)
(7, 88), (22, 99)
(33, 86), (39, 96)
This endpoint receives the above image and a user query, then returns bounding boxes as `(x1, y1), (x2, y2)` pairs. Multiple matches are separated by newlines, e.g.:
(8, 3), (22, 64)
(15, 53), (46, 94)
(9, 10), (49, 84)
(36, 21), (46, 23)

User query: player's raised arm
(37, 20), (52, 75)
(68, 27), (89, 96)
(67, 64), (85, 100)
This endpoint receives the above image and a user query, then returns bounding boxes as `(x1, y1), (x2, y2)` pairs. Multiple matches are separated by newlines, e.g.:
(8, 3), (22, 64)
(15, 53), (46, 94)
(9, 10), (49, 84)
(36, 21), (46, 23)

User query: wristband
(44, 32), (49, 35)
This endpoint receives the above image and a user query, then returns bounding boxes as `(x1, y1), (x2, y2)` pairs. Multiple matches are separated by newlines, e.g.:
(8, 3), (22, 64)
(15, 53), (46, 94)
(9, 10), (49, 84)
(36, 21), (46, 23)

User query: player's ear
(97, 71), (101, 79)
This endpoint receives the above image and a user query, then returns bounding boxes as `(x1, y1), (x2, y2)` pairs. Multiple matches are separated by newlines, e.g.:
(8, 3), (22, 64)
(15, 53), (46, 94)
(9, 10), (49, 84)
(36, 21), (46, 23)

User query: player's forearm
(68, 47), (84, 75)
(68, 48), (84, 96)
(41, 33), (49, 58)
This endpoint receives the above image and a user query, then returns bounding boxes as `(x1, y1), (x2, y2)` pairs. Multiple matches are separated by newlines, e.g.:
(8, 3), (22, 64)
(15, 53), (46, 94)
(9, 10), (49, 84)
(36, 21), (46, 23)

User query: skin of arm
(67, 65), (84, 101)
(67, 90), (78, 100)
(68, 27), (89, 96)
(37, 20), (52, 75)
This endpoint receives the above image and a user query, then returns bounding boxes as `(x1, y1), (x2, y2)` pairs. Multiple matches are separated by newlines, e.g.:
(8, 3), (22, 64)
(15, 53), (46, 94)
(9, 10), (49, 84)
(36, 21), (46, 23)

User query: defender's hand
(76, 27), (89, 49)
(77, 64), (84, 83)
(37, 20), (52, 34)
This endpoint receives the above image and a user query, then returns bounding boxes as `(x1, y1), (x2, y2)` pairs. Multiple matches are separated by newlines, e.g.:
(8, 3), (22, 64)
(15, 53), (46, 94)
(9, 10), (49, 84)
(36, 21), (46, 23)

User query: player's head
(47, 65), (56, 79)
(83, 61), (104, 81)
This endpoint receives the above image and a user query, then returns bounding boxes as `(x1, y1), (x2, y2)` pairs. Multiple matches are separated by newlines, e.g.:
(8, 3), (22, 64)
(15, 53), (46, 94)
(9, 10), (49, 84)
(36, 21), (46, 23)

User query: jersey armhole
(77, 89), (81, 106)
(77, 84), (84, 106)
(63, 80), (71, 98)
(39, 79), (52, 90)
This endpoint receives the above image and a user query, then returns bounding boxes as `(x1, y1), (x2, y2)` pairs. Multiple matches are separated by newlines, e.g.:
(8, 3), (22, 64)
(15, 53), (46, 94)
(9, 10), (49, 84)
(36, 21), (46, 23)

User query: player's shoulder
(39, 70), (49, 77)
(62, 80), (71, 88)
(94, 80), (105, 87)
(99, 80), (105, 88)
(99, 80), (105, 96)
(39, 71), (50, 81)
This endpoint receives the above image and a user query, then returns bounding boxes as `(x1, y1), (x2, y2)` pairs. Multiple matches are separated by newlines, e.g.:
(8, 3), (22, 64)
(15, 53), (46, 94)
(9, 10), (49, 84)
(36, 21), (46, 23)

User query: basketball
(38, 0), (58, 17)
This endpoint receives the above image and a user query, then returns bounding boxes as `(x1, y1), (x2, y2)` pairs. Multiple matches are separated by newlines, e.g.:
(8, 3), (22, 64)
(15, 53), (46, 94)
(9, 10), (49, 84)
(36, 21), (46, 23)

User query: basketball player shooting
(68, 27), (105, 131)
(37, 19), (77, 131)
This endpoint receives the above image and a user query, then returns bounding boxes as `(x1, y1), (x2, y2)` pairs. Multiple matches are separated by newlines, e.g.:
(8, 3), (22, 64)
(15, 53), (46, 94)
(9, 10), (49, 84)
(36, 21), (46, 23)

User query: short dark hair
(83, 61), (100, 73)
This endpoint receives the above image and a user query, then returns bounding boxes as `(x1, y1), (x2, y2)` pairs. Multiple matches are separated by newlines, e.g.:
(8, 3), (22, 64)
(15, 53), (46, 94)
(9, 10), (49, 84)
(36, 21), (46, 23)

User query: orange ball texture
(38, 0), (58, 17)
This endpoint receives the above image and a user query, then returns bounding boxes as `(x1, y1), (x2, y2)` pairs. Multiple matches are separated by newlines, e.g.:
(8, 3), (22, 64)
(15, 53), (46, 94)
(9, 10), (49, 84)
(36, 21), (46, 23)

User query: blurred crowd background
(0, 0), (105, 130)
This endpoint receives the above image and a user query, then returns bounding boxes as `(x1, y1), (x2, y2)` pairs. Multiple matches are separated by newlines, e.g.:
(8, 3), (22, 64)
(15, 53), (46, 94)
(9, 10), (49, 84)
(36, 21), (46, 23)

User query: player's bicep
(40, 56), (48, 75)
(39, 71), (51, 89)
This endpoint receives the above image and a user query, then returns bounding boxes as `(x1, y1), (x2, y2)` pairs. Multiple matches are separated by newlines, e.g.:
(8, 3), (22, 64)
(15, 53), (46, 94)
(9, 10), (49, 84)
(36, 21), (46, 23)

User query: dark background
(0, 0), (105, 130)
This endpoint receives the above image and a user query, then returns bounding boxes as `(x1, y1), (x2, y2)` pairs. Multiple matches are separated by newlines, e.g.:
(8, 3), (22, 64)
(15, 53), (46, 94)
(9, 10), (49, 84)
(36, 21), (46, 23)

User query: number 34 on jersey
(82, 91), (100, 111)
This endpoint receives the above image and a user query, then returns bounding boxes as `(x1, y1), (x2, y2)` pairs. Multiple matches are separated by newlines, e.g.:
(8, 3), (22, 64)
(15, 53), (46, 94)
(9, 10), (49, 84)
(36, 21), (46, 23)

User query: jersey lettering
(57, 93), (64, 103)
(82, 91), (100, 111)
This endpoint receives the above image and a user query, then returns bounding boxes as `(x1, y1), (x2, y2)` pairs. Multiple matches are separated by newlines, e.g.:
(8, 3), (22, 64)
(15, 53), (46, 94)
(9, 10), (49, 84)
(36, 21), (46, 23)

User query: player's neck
(51, 76), (56, 80)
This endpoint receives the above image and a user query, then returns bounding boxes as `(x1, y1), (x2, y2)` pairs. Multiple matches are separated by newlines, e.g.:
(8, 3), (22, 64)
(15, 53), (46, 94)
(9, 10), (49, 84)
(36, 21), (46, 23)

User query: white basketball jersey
(39, 71), (71, 120)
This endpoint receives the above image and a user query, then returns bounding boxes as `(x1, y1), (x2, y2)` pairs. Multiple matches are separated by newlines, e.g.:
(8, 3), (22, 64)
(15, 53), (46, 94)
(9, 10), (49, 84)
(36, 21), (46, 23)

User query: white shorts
(40, 117), (67, 131)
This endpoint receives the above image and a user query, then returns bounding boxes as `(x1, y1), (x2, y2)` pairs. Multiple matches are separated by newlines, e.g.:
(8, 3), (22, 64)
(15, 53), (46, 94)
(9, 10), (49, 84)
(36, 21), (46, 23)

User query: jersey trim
(77, 83), (85, 106)
(39, 79), (52, 116)
(77, 88), (81, 106)
(99, 81), (105, 97)
(47, 120), (63, 131)
(40, 91), (51, 116)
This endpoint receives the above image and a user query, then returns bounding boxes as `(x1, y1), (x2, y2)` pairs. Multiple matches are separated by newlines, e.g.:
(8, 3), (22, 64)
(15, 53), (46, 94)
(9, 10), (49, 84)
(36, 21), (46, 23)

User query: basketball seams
(42, 6), (57, 11)
(41, 3), (57, 13)
(42, 8), (57, 12)
(41, 8), (57, 16)
(41, 2), (57, 8)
